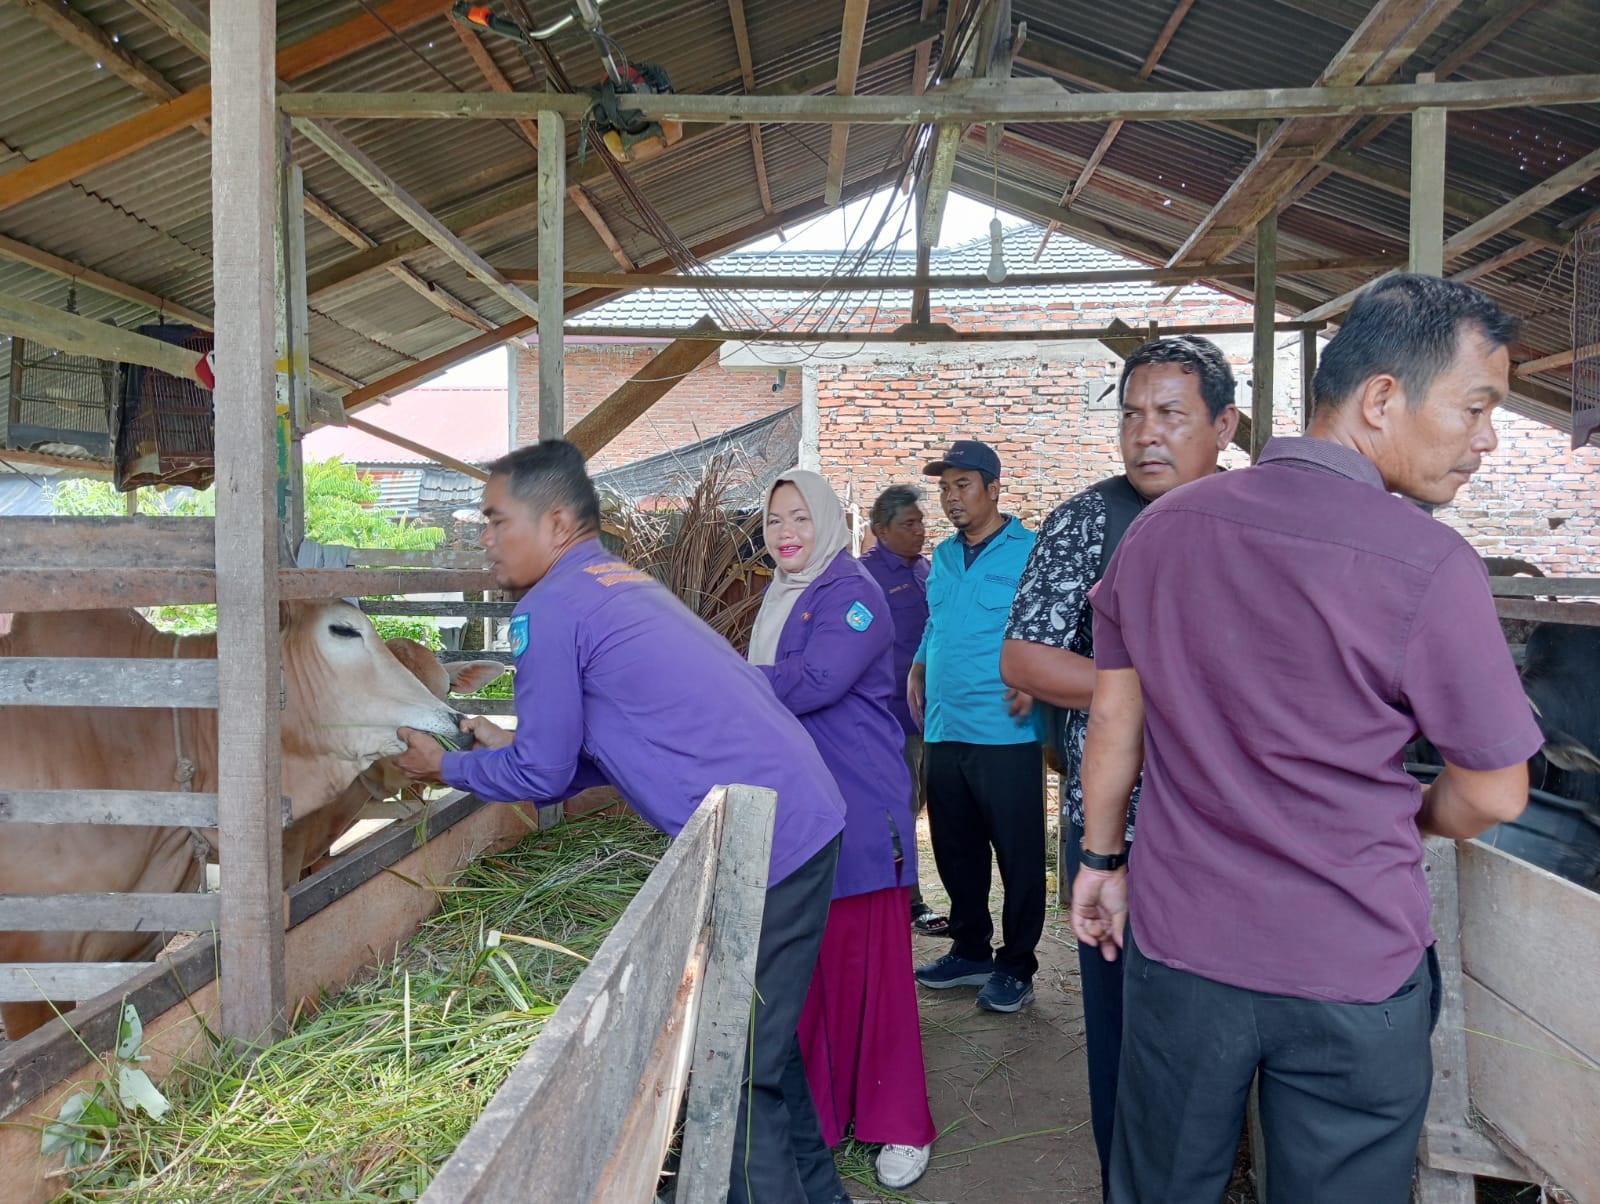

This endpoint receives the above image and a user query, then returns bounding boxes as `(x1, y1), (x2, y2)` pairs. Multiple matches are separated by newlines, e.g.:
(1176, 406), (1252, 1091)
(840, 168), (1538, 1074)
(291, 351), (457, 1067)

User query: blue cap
(923, 439), (1001, 479)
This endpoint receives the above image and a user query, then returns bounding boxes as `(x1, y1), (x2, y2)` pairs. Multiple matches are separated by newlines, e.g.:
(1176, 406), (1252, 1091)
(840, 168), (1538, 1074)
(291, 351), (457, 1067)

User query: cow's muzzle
(448, 711), (475, 750)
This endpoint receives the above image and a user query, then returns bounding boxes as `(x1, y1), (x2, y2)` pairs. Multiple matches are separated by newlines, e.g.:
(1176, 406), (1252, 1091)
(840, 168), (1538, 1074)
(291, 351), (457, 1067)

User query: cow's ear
(447, 660), (508, 696)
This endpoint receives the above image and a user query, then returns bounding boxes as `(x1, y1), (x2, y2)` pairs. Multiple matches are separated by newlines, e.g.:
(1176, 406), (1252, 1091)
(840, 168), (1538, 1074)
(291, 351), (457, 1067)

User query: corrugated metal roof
(0, 0), (1594, 439)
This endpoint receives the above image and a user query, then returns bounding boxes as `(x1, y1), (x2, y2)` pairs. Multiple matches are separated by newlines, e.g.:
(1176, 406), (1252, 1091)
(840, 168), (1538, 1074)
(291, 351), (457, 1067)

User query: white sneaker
(875, 1142), (931, 1189)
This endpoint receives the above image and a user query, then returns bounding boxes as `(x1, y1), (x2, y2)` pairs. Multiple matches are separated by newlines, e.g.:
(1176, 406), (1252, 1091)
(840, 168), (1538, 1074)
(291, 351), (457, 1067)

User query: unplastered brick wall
(513, 343), (797, 471)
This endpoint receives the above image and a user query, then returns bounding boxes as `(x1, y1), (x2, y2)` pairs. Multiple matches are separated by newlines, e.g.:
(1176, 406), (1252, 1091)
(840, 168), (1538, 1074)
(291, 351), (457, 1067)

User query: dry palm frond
(616, 453), (771, 655)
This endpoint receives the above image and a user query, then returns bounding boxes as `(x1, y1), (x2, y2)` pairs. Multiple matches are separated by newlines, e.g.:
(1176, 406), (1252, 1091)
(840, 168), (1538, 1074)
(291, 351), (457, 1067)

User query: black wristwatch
(1080, 848), (1127, 872)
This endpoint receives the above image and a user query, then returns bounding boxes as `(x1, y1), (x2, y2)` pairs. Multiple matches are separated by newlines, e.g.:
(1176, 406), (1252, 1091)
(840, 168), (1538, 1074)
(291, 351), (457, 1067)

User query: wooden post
(1415, 837), (1476, 1203)
(678, 784), (778, 1204)
(211, 0), (286, 1044)
(1410, 73), (1446, 276)
(1251, 210), (1277, 460)
(537, 109), (564, 440)
(1300, 325), (1318, 430)
(275, 120), (310, 560)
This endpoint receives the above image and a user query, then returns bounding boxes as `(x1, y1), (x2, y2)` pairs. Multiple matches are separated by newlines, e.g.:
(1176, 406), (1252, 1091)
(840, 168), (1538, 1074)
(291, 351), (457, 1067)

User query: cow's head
(278, 601), (471, 814)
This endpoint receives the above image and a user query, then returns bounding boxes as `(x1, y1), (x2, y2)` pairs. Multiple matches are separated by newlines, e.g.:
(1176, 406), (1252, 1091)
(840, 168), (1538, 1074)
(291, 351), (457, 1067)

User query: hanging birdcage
(114, 323), (215, 490)
(5, 336), (120, 459)
(1573, 223), (1600, 449)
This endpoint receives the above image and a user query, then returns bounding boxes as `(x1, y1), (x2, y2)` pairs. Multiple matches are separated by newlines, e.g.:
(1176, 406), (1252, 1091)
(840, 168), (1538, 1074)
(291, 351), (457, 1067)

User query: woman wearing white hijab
(750, 471), (936, 1192)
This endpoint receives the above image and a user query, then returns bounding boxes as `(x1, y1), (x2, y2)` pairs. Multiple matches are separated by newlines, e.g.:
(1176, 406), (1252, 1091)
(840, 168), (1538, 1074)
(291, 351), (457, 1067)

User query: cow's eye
(329, 623), (362, 639)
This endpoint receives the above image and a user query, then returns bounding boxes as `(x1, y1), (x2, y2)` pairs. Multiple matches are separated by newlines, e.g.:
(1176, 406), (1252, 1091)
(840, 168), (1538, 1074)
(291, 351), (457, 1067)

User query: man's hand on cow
(1070, 867), (1128, 962)
(395, 727), (448, 782)
(459, 715), (513, 750)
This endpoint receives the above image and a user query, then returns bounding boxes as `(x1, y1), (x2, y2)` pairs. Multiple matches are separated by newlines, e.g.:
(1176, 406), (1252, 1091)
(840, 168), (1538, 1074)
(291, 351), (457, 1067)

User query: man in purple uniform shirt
(859, 483), (947, 933)
(1070, 275), (1543, 1202)
(394, 440), (850, 1204)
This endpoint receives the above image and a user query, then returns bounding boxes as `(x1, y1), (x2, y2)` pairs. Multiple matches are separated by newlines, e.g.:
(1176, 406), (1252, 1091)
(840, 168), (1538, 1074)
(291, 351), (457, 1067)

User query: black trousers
(1064, 822), (1124, 1199)
(728, 834), (847, 1204)
(924, 740), (1045, 979)
(1110, 923), (1439, 1204)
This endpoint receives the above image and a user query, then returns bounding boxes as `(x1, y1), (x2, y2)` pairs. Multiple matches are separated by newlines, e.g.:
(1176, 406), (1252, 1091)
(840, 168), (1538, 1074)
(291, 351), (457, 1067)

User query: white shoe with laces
(875, 1141), (931, 1189)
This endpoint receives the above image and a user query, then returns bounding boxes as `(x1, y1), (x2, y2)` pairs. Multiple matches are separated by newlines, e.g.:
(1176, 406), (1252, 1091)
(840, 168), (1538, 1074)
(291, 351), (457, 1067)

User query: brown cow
(0, 601), (481, 1039)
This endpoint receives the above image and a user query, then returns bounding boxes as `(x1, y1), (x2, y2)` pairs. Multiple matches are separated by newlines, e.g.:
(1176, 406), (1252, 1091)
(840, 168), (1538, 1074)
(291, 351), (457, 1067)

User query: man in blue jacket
(909, 440), (1042, 1013)
(394, 440), (850, 1204)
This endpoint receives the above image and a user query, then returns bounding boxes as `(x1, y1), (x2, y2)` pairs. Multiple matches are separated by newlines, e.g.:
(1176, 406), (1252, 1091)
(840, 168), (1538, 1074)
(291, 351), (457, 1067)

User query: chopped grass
(47, 815), (668, 1202)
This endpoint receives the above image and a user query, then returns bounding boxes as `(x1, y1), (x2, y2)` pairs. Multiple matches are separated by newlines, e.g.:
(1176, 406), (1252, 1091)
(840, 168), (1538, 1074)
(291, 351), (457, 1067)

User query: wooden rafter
(14, 0), (186, 106)
(1015, 36), (1569, 251)
(1273, 0), (1544, 218)
(0, 231), (210, 327)
(336, 166), (902, 412)
(910, 0), (939, 96)
(1517, 344), (1599, 378)
(1166, 0), (1467, 268)
(564, 317), (723, 456)
(0, 0), (455, 213)
(1036, 0), (1195, 258)
(824, 0), (871, 208)
(725, 0), (773, 214)
(293, 117), (543, 323)
(122, 0), (210, 57)
(1300, 147), (1600, 324)
(0, 291), (203, 382)
(302, 14), (945, 302)
(300, 191), (496, 332)
(568, 185), (636, 272)
(1450, 239), (1542, 284)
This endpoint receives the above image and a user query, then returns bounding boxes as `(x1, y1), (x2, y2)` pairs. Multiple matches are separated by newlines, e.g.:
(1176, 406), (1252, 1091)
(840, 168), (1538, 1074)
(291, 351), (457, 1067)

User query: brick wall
(513, 342), (798, 472)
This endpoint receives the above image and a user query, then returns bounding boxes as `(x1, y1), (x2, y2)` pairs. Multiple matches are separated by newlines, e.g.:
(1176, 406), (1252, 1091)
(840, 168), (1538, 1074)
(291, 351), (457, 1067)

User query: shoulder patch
(509, 612), (530, 658)
(845, 600), (874, 631)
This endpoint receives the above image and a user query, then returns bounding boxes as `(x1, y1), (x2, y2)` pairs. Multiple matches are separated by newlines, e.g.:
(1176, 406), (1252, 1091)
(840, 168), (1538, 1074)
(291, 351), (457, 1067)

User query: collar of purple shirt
(1257, 435), (1385, 489)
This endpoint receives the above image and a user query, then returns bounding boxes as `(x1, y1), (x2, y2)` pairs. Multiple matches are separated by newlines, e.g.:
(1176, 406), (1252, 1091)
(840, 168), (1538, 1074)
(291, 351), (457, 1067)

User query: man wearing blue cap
(908, 440), (1042, 1013)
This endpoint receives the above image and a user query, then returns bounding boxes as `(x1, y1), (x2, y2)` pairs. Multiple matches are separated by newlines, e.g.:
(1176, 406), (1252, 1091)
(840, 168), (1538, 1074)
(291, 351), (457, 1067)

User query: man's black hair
(870, 483), (922, 529)
(1312, 273), (1519, 414)
(1118, 335), (1236, 419)
(485, 439), (601, 530)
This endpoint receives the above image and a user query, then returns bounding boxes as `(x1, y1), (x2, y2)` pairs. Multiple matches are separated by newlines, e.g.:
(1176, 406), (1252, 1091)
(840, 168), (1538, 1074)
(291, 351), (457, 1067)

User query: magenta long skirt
(797, 885), (938, 1148)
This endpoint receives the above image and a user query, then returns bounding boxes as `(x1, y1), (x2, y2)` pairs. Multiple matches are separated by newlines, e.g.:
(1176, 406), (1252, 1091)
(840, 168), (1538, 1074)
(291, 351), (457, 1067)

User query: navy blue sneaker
(915, 951), (993, 989)
(976, 971), (1035, 1013)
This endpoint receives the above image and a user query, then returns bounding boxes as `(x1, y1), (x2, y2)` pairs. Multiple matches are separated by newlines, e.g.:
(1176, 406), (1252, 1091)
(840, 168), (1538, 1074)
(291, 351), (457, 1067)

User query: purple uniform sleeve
(441, 601), (599, 802)
(762, 584), (891, 716)
(1400, 544), (1545, 771)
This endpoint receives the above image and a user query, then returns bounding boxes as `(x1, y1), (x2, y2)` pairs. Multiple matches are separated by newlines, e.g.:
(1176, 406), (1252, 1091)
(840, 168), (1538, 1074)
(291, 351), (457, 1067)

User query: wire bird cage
(115, 324), (215, 490)
(5, 334), (120, 459)
(1574, 223), (1600, 450)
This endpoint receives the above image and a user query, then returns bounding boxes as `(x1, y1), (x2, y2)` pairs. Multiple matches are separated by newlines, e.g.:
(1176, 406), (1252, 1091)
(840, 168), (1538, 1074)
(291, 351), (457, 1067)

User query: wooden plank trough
(0, 784), (776, 1204)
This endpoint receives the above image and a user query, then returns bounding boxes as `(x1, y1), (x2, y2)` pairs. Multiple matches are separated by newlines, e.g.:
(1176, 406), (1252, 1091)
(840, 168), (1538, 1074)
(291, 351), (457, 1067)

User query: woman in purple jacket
(750, 470), (937, 1192)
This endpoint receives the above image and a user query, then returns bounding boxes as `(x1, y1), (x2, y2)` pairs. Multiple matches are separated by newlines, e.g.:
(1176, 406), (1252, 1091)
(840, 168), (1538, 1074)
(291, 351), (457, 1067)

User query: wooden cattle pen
(2, 0), (1600, 1199)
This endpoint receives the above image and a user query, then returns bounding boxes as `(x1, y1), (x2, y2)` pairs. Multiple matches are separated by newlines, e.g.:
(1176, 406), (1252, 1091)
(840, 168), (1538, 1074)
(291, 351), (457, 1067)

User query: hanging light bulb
(986, 216), (1007, 284)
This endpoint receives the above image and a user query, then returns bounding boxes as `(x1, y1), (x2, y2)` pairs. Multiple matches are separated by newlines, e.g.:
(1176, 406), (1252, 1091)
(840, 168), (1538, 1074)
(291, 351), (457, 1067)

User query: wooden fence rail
(0, 657), (220, 708)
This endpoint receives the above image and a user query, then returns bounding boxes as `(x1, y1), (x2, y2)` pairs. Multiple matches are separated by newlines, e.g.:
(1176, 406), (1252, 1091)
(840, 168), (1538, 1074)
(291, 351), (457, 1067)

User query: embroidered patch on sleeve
(845, 600), (874, 631)
(509, 612), (530, 657)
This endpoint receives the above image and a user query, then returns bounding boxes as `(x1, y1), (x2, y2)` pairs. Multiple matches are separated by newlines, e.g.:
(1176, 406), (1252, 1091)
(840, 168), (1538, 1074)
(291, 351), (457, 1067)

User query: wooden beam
(1167, 0), (1466, 267)
(1253, 189), (1277, 460)
(0, 232), (211, 327)
(726, 0), (774, 214)
(14, 0), (185, 105)
(824, 0), (871, 208)
(538, 109), (564, 440)
(123, 0), (211, 58)
(1410, 73), (1446, 275)
(1038, 0), (1195, 253)
(293, 117), (543, 323)
(345, 416), (490, 480)
(500, 254), (1400, 292)
(1015, 35), (1570, 251)
(567, 185), (635, 272)
(0, 657), (218, 708)
(449, 16), (541, 148)
(334, 165), (903, 411)
(1441, 146), (1600, 260)
(211, 0), (287, 1044)
(0, 292), (202, 380)
(301, 190), (495, 332)
(564, 317), (723, 457)
(0, 789), (223, 827)
(0, 892), (220, 932)
(0, 0), (454, 213)
(1450, 239), (1542, 283)
(1516, 344), (1599, 377)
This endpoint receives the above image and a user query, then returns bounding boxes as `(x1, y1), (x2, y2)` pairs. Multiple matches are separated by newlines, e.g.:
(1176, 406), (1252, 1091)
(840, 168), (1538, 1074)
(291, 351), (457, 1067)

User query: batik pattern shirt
(1005, 489), (1140, 840)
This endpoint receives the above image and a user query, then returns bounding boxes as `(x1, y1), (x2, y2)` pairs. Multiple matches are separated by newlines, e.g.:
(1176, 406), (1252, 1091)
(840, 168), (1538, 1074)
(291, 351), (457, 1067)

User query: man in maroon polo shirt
(1070, 274), (1543, 1202)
